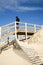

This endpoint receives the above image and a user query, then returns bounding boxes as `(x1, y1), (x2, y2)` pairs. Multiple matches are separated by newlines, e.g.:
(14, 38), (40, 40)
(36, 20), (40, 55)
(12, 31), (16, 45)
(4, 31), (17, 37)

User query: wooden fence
(0, 21), (42, 40)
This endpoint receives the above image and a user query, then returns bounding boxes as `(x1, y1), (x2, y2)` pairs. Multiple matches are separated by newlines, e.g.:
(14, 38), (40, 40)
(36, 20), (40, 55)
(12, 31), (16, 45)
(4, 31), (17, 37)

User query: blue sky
(0, 0), (43, 26)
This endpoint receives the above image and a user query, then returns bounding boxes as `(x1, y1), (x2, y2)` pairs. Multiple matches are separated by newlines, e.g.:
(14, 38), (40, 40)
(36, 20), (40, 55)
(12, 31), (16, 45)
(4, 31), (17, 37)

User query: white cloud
(18, 6), (43, 11)
(0, 0), (43, 11)
(0, 0), (19, 11)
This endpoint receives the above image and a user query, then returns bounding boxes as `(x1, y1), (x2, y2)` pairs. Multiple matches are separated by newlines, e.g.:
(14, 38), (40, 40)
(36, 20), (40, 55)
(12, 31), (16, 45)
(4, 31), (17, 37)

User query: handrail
(0, 21), (42, 41)
(1, 22), (15, 28)
(2, 26), (15, 32)
(1, 22), (42, 33)
(1, 22), (42, 29)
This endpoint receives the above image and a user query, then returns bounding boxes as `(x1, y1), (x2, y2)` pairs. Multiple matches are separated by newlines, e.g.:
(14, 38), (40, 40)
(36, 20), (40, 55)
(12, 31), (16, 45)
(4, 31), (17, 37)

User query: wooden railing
(0, 21), (42, 40)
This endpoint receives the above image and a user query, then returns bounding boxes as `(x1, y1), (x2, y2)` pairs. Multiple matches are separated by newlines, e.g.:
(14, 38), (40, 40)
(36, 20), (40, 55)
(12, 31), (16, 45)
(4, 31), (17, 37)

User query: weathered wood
(0, 22), (42, 40)
(0, 30), (34, 40)
(25, 23), (27, 40)
(0, 27), (1, 39)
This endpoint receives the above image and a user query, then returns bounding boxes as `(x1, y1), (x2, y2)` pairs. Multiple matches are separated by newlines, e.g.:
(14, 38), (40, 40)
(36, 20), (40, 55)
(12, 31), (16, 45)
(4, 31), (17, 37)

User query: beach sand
(0, 46), (31, 65)
(0, 29), (43, 65)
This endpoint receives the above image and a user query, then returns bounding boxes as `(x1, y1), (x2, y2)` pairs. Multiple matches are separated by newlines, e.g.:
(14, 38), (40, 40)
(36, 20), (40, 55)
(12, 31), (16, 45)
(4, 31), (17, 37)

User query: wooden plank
(0, 27), (1, 39)
(0, 30), (34, 40)
(0, 21), (41, 40)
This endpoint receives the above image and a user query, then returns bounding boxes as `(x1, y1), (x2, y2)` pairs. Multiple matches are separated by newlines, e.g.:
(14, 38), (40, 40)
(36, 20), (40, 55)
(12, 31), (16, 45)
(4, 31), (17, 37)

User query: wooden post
(15, 22), (17, 39)
(34, 24), (36, 33)
(0, 27), (1, 39)
(25, 23), (27, 40)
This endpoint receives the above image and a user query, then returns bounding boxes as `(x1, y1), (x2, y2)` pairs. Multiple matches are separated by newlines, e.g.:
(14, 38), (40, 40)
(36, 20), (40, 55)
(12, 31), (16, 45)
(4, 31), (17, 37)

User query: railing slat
(0, 21), (42, 41)
(0, 27), (1, 39)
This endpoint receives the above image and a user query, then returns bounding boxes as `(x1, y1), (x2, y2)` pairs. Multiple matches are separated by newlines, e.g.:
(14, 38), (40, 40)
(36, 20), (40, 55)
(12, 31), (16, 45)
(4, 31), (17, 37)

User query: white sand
(0, 47), (31, 65)
(16, 39), (43, 64)
(28, 43), (43, 61)
(27, 29), (43, 61)
(0, 29), (43, 65)
(28, 29), (43, 43)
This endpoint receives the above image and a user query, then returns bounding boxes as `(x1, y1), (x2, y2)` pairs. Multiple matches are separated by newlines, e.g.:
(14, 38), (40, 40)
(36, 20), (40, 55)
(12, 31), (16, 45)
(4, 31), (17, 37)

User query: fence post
(15, 22), (17, 39)
(34, 24), (36, 33)
(0, 27), (1, 39)
(25, 23), (27, 40)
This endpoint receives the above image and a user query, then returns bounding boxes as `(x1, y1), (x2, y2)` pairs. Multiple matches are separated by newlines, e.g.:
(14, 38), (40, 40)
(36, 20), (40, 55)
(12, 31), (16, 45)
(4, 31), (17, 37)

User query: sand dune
(28, 29), (43, 43)
(0, 29), (43, 65)
(0, 47), (31, 65)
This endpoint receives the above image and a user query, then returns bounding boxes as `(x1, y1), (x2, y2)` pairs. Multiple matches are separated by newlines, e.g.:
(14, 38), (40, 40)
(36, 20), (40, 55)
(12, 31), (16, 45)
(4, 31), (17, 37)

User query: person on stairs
(16, 16), (20, 38)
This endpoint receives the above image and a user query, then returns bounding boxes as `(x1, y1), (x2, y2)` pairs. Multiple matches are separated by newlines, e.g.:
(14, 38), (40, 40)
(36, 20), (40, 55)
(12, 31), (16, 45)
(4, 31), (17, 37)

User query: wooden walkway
(0, 22), (42, 41)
